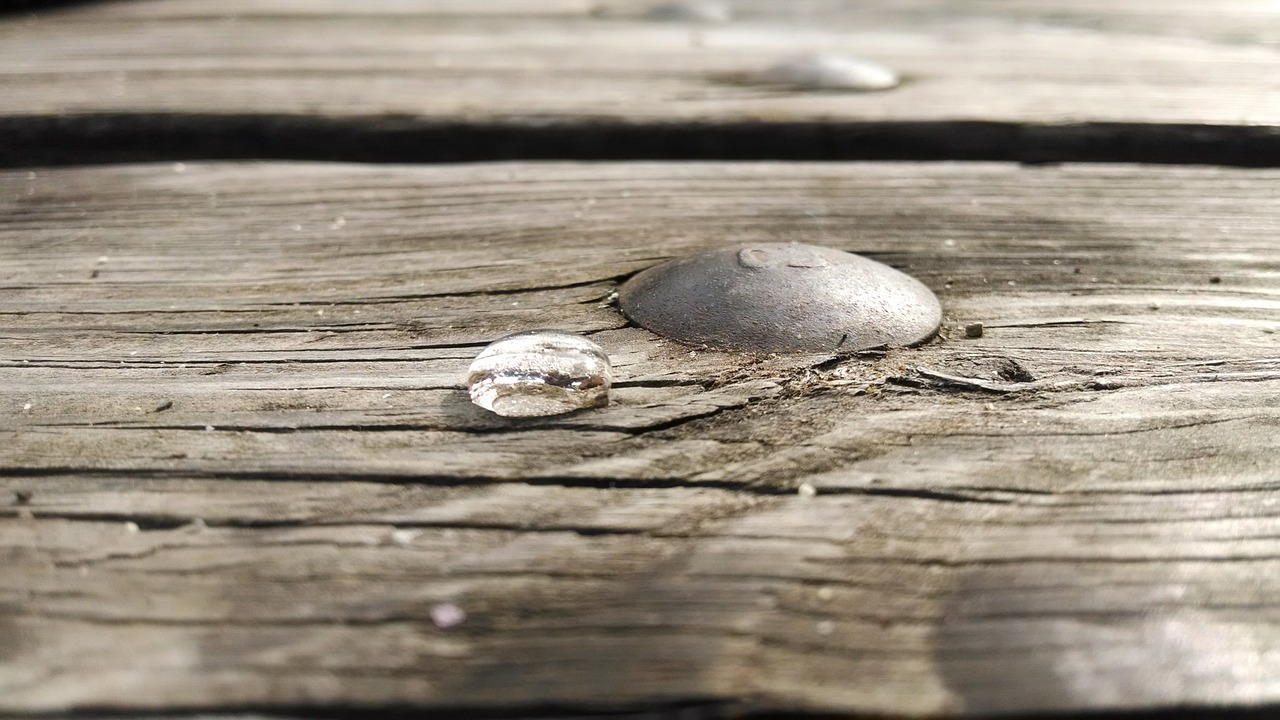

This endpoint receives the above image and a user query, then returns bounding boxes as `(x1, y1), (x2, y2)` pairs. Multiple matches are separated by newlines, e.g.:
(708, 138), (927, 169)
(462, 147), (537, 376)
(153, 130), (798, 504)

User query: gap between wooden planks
(2, 161), (1280, 716)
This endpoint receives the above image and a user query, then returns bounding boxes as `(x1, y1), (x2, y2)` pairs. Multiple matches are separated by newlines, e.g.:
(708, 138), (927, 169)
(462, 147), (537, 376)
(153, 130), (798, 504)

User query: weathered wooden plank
(2, 161), (1280, 716)
(1, 0), (1278, 126)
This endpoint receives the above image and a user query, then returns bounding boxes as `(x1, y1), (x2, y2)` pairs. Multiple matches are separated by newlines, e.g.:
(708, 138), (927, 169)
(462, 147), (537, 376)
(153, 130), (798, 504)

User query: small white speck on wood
(431, 603), (467, 629)
(390, 528), (422, 546)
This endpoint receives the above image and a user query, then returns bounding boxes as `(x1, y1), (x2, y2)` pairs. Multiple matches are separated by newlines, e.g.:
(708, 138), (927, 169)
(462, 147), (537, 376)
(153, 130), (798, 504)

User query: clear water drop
(466, 330), (611, 417)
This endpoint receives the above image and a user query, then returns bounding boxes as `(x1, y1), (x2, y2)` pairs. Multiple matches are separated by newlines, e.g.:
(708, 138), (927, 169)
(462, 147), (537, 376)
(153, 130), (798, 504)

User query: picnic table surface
(2, 1), (1279, 718)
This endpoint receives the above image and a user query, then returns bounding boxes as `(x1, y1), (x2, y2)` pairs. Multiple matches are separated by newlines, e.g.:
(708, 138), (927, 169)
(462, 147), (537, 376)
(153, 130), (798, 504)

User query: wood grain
(1, 0), (1278, 126)
(2, 161), (1279, 716)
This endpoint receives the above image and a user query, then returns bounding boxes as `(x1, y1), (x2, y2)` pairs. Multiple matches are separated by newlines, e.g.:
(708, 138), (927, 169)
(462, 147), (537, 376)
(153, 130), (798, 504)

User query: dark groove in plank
(0, 466), (749, 492)
(2, 114), (1279, 168)
(0, 702), (744, 720)
(0, 466), (1134, 507)
(0, 0), (100, 15)
(10, 704), (1280, 720)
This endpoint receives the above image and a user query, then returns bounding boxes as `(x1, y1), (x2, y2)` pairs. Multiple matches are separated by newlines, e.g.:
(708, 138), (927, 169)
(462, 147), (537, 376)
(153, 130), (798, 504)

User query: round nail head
(619, 243), (941, 353)
(758, 53), (899, 91)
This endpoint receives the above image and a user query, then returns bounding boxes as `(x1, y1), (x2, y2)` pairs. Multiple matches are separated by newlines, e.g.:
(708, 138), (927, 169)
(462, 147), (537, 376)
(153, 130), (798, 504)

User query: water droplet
(757, 53), (899, 91)
(619, 243), (941, 353)
(642, 0), (731, 22)
(467, 331), (611, 417)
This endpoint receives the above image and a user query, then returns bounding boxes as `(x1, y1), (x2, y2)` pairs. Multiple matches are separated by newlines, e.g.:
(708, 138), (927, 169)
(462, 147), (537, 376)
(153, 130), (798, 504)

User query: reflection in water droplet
(467, 331), (611, 417)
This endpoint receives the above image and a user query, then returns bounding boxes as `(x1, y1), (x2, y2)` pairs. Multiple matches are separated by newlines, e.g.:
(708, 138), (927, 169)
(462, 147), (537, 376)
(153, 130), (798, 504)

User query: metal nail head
(619, 243), (940, 353)
(757, 53), (899, 91)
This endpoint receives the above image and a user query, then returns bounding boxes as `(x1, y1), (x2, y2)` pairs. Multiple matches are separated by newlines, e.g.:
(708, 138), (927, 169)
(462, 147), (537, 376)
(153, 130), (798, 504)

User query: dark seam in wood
(11, 706), (1280, 720)
(0, 704), (746, 720)
(1, 115), (1279, 168)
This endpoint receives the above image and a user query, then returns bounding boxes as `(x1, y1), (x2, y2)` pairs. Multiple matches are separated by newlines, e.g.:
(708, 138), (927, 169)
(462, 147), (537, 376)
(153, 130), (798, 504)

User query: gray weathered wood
(2, 161), (1279, 716)
(1, 0), (1278, 125)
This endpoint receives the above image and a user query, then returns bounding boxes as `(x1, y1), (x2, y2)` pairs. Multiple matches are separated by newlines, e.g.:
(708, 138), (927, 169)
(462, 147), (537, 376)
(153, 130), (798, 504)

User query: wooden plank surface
(3, 161), (1279, 716)
(2, 0), (1279, 126)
